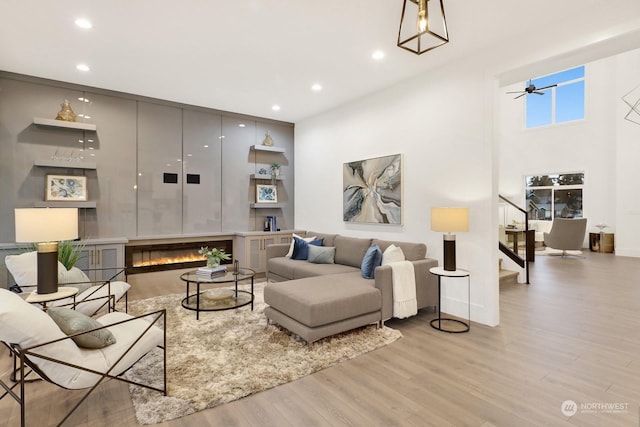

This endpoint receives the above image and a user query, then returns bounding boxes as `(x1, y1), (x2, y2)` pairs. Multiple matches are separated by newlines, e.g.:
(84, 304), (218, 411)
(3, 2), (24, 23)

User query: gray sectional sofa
(264, 231), (438, 343)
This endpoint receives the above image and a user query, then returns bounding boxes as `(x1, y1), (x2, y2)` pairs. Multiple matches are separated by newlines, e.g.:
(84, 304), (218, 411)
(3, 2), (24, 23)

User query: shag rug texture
(123, 282), (402, 425)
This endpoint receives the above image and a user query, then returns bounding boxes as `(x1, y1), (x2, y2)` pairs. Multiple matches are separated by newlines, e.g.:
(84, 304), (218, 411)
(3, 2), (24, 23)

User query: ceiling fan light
(398, 0), (449, 55)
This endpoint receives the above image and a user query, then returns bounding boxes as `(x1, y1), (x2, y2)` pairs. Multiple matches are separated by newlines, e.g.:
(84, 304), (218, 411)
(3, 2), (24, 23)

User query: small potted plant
(270, 163), (281, 177)
(198, 247), (231, 268)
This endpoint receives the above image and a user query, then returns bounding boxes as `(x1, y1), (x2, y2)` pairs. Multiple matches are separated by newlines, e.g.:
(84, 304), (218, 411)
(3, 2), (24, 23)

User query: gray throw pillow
(48, 307), (116, 349)
(307, 245), (336, 264)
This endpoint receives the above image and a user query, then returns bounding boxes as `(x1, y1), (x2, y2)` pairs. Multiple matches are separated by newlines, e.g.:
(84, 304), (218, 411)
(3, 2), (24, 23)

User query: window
(526, 66), (585, 128)
(526, 173), (584, 221)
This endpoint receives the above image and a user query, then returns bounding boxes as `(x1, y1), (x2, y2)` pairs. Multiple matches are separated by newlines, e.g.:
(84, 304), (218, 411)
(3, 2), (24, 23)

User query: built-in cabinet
(235, 231), (301, 273)
(74, 240), (126, 281)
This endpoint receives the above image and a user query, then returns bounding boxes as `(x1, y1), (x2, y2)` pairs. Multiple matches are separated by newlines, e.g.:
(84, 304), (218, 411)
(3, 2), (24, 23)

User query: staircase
(499, 195), (536, 285)
(499, 258), (519, 286)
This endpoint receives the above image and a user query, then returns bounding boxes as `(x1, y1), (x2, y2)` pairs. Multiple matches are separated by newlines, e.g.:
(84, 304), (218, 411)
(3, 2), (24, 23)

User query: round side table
(429, 267), (470, 333)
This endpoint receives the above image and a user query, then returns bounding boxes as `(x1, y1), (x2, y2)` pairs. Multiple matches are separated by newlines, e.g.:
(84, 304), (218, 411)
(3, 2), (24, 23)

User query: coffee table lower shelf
(181, 289), (253, 314)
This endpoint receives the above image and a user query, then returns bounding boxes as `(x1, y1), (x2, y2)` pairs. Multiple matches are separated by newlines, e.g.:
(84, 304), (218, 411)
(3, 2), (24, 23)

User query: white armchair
(0, 288), (165, 426)
(5, 251), (130, 316)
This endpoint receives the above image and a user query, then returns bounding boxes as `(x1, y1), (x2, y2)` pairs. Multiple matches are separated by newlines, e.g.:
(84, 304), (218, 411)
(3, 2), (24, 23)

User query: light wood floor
(2, 252), (640, 426)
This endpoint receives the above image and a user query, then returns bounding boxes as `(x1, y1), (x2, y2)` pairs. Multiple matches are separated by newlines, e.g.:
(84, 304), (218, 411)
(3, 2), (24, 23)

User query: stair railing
(498, 195), (534, 284)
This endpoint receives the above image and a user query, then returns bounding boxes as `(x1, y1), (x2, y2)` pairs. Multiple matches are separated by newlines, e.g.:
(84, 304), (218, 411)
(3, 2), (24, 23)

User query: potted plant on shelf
(198, 247), (231, 268)
(270, 163), (281, 177)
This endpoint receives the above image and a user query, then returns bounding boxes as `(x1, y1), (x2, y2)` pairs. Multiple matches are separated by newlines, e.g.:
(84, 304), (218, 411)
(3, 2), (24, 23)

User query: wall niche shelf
(250, 174), (284, 181)
(34, 159), (97, 170)
(34, 201), (97, 208)
(33, 117), (97, 131)
(250, 203), (283, 209)
(250, 145), (285, 153)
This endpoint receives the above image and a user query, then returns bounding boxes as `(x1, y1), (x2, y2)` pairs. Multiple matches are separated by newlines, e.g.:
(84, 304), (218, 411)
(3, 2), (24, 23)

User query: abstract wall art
(45, 174), (87, 201)
(343, 154), (402, 224)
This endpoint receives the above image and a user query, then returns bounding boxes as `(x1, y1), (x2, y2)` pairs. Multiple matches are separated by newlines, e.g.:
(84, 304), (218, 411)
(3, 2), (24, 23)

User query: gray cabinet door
(137, 102), (183, 236)
(182, 110), (222, 233)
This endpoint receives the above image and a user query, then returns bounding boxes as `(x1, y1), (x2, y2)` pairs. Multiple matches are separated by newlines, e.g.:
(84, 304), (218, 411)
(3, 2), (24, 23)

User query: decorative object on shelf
(14, 208), (79, 294)
(343, 153), (402, 224)
(264, 215), (277, 232)
(55, 99), (77, 122)
(431, 207), (469, 271)
(257, 184), (278, 203)
(270, 163), (281, 177)
(198, 246), (231, 268)
(257, 167), (269, 176)
(397, 0), (449, 55)
(45, 174), (88, 201)
(262, 130), (274, 146)
(622, 84), (640, 125)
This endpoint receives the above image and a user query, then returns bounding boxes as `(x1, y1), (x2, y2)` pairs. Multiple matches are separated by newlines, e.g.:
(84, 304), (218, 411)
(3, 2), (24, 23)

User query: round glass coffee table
(180, 268), (255, 320)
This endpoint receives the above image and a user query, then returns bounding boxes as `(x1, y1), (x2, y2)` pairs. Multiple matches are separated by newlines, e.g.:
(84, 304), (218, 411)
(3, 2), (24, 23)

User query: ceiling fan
(507, 80), (558, 99)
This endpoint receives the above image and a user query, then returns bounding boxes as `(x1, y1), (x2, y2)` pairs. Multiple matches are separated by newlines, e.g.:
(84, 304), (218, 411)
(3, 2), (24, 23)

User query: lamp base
(37, 242), (58, 294)
(443, 235), (456, 271)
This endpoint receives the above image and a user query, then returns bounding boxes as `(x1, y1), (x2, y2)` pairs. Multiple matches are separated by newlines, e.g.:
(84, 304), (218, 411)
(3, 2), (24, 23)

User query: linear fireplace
(125, 239), (233, 274)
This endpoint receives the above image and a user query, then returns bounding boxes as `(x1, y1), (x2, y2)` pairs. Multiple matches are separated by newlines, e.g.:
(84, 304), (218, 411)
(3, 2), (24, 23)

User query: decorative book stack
(196, 266), (227, 277)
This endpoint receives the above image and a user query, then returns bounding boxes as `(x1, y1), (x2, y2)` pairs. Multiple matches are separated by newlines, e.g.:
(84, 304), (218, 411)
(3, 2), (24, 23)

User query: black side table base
(430, 317), (470, 333)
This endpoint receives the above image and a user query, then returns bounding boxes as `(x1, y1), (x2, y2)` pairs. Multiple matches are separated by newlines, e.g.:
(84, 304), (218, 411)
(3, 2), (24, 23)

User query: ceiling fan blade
(533, 91), (545, 95)
(513, 93), (526, 99)
(536, 84), (557, 91)
(506, 91), (525, 94)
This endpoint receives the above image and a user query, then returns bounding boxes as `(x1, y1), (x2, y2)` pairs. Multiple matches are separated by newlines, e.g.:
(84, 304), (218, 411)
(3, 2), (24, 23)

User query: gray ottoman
(263, 272), (382, 344)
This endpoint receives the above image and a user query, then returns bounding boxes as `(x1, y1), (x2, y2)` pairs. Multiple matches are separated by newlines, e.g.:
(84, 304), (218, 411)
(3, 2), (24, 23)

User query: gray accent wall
(0, 72), (294, 242)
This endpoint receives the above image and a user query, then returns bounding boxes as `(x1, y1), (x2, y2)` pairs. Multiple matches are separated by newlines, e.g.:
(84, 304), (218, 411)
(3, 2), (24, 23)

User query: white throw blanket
(389, 260), (417, 319)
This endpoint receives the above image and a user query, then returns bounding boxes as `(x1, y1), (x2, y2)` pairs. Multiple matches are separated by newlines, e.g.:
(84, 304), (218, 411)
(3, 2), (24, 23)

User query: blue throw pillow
(292, 237), (324, 260)
(361, 244), (382, 279)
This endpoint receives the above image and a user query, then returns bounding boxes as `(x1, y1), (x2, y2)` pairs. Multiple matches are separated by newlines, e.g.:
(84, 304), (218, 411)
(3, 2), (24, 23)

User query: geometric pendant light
(397, 0), (449, 55)
(622, 84), (640, 126)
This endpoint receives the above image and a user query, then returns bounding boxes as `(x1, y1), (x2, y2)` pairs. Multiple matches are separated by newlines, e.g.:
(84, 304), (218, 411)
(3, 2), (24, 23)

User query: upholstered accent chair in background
(543, 218), (588, 257)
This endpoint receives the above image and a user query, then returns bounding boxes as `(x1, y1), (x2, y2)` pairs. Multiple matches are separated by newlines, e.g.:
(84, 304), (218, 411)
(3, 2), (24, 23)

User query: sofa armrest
(266, 243), (290, 260)
(374, 258), (439, 322)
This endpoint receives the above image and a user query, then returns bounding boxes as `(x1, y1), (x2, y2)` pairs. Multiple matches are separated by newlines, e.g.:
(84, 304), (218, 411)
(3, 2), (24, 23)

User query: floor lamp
(14, 208), (78, 294)
(431, 207), (469, 271)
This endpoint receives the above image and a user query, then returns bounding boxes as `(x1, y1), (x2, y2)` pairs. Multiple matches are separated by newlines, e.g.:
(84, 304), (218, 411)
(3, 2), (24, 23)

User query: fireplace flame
(133, 253), (206, 267)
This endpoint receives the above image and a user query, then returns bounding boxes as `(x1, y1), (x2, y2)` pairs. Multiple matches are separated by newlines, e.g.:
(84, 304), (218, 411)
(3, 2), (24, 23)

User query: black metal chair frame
(0, 309), (166, 427)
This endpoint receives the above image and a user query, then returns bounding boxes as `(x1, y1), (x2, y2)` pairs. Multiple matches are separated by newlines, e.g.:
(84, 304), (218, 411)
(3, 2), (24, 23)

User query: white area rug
(123, 282), (401, 424)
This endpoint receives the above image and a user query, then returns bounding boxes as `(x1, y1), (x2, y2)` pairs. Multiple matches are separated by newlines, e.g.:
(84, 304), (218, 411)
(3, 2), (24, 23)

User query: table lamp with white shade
(431, 207), (469, 271)
(14, 208), (78, 294)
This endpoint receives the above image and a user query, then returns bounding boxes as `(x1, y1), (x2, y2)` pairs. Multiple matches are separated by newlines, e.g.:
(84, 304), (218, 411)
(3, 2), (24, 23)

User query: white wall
(615, 49), (640, 257)
(295, 59), (499, 327)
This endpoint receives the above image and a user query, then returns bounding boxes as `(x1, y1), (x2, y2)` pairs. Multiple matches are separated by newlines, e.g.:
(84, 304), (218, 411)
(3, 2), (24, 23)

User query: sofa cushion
(305, 231), (339, 247)
(334, 236), (373, 268)
(361, 244), (382, 279)
(293, 262), (360, 279)
(48, 307), (116, 349)
(264, 273), (381, 327)
(381, 244), (406, 265)
(291, 237), (323, 260)
(286, 233), (317, 257)
(307, 245), (335, 264)
(373, 239), (426, 261)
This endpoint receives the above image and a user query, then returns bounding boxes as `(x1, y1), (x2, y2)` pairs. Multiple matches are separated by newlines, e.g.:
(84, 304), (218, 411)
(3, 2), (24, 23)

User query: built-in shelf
(250, 203), (283, 209)
(250, 145), (285, 153)
(33, 117), (97, 131)
(34, 201), (97, 208)
(250, 174), (284, 180)
(34, 159), (97, 170)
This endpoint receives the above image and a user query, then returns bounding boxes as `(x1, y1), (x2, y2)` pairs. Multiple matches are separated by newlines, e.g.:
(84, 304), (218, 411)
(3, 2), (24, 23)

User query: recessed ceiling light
(78, 97), (90, 103)
(311, 83), (323, 92)
(187, 153), (193, 157)
(203, 145), (209, 148)
(76, 64), (90, 72)
(272, 105), (281, 111)
(74, 18), (93, 29)
(238, 123), (246, 127)
(372, 50), (385, 60)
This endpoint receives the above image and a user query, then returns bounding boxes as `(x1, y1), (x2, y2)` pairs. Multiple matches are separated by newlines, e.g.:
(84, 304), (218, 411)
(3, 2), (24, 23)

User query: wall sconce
(397, 0), (449, 55)
(14, 208), (79, 294)
(431, 207), (469, 271)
